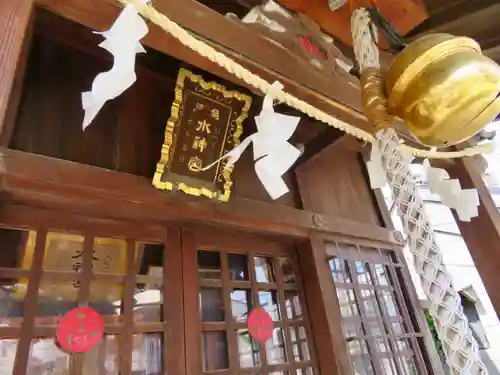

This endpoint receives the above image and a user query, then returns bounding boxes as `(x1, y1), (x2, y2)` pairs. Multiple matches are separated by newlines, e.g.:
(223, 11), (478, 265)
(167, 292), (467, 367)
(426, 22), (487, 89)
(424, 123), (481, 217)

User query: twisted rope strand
(352, 8), (487, 374)
(119, 0), (493, 159)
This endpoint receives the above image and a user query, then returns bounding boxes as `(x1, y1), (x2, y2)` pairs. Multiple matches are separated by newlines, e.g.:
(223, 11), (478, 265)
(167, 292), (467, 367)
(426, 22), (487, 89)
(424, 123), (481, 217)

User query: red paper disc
(248, 307), (274, 343)
(56, 307), (104, 353)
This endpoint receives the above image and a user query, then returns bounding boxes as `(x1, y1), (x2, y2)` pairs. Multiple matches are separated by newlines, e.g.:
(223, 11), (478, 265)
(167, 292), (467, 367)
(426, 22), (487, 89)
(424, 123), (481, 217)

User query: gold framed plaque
(153, 68), (252, 201)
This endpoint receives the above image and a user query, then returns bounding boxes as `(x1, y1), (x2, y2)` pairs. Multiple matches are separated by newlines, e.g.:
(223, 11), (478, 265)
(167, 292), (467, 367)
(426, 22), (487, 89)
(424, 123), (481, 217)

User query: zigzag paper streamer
(203, 81), (301, 200)
(423, 159), (480, 222)
(82, 2), (150, 129)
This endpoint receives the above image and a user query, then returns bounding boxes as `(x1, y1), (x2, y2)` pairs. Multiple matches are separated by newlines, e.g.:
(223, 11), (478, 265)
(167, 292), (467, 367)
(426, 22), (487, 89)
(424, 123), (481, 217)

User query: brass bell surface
(385, 33), (500, 146)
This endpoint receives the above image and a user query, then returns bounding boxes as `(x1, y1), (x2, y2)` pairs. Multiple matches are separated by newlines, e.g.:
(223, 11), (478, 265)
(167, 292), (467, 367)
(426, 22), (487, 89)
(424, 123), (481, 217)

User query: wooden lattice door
(182, 229), (318, 375)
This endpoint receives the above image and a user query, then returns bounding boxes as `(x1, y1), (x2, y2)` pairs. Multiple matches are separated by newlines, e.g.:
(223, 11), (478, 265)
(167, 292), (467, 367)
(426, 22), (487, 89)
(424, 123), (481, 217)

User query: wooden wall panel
(0, 0), (34, 146)
(296, 144), (381, 225)
(10, 33), (299, 207)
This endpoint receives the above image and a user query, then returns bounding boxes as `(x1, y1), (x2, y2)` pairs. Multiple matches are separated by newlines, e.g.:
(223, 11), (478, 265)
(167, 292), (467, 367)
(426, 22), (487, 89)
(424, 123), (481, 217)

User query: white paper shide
(204, 82), (301, 200)
(423, 159), (480, 221)
(81, 2), (150, 129)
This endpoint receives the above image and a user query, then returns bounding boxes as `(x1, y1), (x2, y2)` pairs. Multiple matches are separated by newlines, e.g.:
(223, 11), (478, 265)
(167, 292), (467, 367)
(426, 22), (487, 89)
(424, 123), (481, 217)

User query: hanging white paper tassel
(82, 1), (150, 129)
(366, 143), (387, 189)
(203, 81), (301, 200)
(422, 159), (480, 222)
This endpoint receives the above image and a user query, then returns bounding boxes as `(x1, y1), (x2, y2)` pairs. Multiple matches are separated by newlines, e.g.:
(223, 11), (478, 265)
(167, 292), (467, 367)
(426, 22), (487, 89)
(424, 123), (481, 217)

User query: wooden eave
(36, 0), (370, 132)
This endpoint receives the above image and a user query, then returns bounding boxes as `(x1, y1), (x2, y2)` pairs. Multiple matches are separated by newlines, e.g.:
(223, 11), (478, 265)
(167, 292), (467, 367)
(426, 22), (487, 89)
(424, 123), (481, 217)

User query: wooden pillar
(446, 156), (500, 316)
(0, 0), (34, 146)
(297, 234), (353, 375)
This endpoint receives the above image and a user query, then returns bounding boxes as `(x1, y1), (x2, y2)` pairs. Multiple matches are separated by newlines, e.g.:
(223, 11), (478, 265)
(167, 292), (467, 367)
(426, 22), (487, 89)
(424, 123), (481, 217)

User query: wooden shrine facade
(1, 1), (500, 375)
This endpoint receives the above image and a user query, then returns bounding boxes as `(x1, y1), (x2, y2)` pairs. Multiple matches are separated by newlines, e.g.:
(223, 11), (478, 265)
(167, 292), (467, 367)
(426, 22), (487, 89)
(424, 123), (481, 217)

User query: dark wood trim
(120, 239), (136, 375)
(69, 234), (95, 375)
(247, 252), (269, 371)
(1, 149), (401, 246)
(296, 234), (353, 375)
(165, 227), (186, 375)
(445, 156), (500, 316)
(182, 230), (203, 375)
(13, 229), (46, 375)
(0, 0), (35, 147)
(35, 0), (371, 132)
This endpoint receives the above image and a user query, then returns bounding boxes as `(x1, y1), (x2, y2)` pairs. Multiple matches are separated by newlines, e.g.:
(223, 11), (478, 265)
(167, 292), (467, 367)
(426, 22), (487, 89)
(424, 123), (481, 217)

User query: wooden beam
(294, 127), (344, 168)
(445, 156), (500, 316)
(0, 0), (35, 146)
(35, 0), (370, 131)
(0, 149), (401, 246)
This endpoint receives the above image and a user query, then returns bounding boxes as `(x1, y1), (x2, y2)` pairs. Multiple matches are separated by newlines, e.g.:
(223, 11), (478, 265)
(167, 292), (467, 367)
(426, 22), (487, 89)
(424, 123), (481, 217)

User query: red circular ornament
(248, 307), (274, 343)
(56, 307), (104, 353)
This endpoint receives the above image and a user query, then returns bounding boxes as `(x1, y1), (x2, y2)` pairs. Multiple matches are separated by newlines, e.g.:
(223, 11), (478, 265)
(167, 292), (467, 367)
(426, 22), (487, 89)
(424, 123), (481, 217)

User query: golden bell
(385, 33), (500, 146)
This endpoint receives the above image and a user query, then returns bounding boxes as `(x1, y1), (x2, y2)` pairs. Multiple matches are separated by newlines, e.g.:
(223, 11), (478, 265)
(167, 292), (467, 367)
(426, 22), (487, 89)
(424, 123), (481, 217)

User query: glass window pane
(133, 282), (163, 323)
(258, 291), (281, 321)
(93, 237), (128, 275)
(336, 288), (359, 318)
(231, 289), (252, 322)
(254, 257), (275, 283)
(202, 331), (229, 371)
(0, 278), (25, 327)
(90, 281), (122, 319)
(284, 291), (302, 320)
(81, 335), (119, 375)
(351, 355), (375, 375)
(270, 372), (291, 375)
(373, 264), (389, 286)
(132, 333), (163, 375)
(278, 258), (295, 284)
(228, 253), (249, 281)
(0, 339), (17, 373)
(236, 329), (261, 368)
(137, 243), (164, 276)
(265, 328), (287, 364)
(198, 251), (221, 280)
(27, 338), (70, 374)
(0, 228), (33, 269)
(200, 288), (225, 322)
(290, 327), (310, 362)
(296, 369), (313, 375)
(381, 357), (398, 375)
(328, 258), (351, 283)
(355, 261), (372, 285)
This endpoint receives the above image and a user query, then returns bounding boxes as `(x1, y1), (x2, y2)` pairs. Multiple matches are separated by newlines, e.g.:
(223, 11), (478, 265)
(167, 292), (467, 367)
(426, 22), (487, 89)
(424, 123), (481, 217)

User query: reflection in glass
(0, 339), (17, 374)
(265, 328), (287, 364)
(131, 282), (163, 323)
(284, 291), (302, 320)
(27, 338), (70, 375)
(290, 327), (310, 362)
(355, 261), (372, 285)
(328, 258), (351, 283)
(296, 369), (314, 375)
(0, 280), (25, 327)
(231, 289), (252, 322)
(90, 281), (122, 319)
(258, 291), (281, 321)
(198, 251), (221, 280)
(228, 253), (249, 281)
(237, 329), (260, 368)
(278, 258), (295, 284)
(131, 333), (163, 375)
(202, 331), (229, 371)
(200, 288), (225, 322)
(254, 257), (275, 283)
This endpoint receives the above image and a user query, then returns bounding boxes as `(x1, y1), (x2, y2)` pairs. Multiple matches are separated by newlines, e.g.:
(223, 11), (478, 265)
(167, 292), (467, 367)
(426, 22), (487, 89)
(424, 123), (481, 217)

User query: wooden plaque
(153, 68), (252, 201)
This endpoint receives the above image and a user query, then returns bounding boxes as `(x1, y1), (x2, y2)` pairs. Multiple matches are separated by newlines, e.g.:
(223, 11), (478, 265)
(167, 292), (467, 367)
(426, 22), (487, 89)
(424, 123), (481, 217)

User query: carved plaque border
(153, 68), (252, 201)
